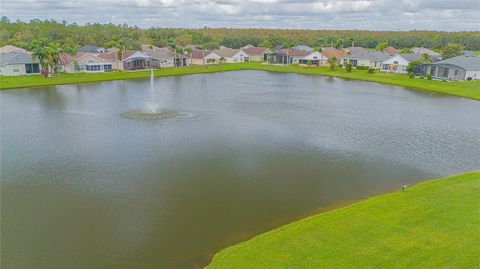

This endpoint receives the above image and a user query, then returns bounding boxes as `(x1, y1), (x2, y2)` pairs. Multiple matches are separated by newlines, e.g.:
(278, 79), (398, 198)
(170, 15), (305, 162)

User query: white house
(342, 51), (390, 69)
(59, 52), (115, 73)
(204, 51), (222, 64)
(299, 51), (324, 66)
(381, 54), (422, 74)
(211, 48), (249, 63)
(414, 55), (480, 81)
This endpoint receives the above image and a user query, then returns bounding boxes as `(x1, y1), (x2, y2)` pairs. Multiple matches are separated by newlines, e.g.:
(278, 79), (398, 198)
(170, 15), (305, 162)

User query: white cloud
(1, 0), (478, 30)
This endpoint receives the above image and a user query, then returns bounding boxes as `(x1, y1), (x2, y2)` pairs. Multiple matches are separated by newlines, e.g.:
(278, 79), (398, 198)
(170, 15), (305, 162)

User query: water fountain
(122, 69), (180, 120)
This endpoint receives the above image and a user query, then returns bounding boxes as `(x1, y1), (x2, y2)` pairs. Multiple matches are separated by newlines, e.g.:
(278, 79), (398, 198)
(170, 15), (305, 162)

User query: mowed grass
(206, 173), (480, 269)
(1, 62), (479, 100)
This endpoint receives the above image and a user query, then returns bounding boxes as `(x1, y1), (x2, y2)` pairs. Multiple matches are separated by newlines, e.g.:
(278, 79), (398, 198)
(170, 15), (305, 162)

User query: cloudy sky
(2, 0), (479, 31)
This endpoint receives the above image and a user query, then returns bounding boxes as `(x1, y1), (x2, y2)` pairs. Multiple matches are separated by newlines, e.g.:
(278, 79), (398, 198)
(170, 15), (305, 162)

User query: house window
(104, 64), (112, 71)
(233, 58), (238, 62)
(454, 70), (459, 76)
(393, 61), (399, 64)
(13, 68), (20, 72)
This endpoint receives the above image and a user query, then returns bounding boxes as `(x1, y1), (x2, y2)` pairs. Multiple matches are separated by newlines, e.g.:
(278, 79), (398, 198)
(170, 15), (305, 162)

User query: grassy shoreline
(1, 62), (479, 100)
(206, 172), (480, 269)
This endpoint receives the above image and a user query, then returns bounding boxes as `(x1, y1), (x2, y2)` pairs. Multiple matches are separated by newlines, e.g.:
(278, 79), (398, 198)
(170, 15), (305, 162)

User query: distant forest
(1, 17), (479, 51)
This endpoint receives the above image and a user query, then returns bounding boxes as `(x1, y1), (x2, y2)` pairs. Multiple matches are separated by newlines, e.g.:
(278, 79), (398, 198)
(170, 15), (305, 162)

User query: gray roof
(437, 55), (480, 71)
(343, 51), (390, 62)
(400, 53), (423, 62)
(295, 45), (313, 52)
(79, 45), (103, 53)
(0, 51), (38, 66)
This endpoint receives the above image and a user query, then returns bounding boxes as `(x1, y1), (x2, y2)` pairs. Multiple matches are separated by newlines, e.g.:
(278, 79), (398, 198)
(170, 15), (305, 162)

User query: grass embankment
(1, 62), (479, 100)
(207, 173), (480, 269)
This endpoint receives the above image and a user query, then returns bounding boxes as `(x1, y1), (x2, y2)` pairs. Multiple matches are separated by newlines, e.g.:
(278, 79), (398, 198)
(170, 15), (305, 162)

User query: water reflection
(1, 71), (479, 269)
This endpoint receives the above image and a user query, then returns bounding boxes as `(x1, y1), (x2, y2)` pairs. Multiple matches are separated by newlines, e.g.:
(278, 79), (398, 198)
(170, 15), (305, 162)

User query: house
(0, 45), (29, 54)
(78, 45), (106, 54)
(299, 51), (324, 66)
(242, 47), (271, 62)
(295, 45), (314, 52)
(242, 44), (255, 49)
(322, 50), (347, 64)
(144, 47), (189, 67)
(380, 54), (422, 73)
(414, 55), (480, 81)
(122, 51), (160, 71)
(383, 47), (399, 55)
(59, 52), (115, 72)
(0, 51), (40, 76)
(204, 51), (222, 64)
(211, 48), (249, 63)
(342, 51), (390, 69)
(279, 48), (310, 64)
(187, 48), (211, 65)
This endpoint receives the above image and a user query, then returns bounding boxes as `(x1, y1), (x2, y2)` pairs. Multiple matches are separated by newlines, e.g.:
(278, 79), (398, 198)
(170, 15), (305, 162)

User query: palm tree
(64, 46), (79, 72)
(327, 56), (338, 71)
(184, 47), (192, 66)
(420, 53), (432, 63)
(314, 47), (323, 67)
(175, 47), (184, 68)
(30, 39), (60, 77)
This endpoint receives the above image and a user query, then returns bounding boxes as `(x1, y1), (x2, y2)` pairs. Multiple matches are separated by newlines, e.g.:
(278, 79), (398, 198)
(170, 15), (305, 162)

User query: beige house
(243, 47), (271, 62)
(187, 48), (211, 65)
(59, 52), (115, 73)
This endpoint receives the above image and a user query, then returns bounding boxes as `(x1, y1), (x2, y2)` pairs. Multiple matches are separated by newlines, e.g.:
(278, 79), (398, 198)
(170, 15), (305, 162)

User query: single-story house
(187, 48), (211, 65)
(78, 45), (106, 54)
(243, 47), (271, 62)
(59, 52), (115, 72)
(122, 51), (160, 71)
(242, 44), (255, 49)
(414, 55), (480, 81)
(0, 51), (40, 76)
(204, 51), (222, 64)
(211, 48), (249, 63)
(277, 48), (310, 64)
(144, 47), (189, 68)
(381, 54), (422, 74)
(383, 47), (399, 55)
(299, 51), (324, 66)
(342, 51), (390, 69)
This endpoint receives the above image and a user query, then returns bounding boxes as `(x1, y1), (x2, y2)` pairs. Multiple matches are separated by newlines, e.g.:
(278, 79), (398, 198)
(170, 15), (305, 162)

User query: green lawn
(1, 62), (479, 100)
(206, 173), (480, 269)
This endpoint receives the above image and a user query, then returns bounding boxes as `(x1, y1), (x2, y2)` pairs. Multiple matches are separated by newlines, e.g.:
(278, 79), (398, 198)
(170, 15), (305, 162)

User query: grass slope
(206, 173), (480, 269)
(1, 63), (479, 100)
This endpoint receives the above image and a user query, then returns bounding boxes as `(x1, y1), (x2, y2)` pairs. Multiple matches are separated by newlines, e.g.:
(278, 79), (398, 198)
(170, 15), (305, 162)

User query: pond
(1, 71), (479, 269)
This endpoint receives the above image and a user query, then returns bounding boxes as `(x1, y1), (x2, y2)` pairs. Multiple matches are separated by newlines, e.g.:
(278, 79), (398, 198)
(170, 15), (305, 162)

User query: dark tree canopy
(1, 18), (479, 51)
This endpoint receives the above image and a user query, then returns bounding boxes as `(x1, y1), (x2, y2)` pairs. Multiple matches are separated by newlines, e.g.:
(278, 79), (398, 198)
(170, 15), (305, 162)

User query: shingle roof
(144, 48), (176, 59)
(279, 48), (310, 57)
(0, 45), (29, 54)
(437, 55), (480, 71)
(400, 53), (423, 62)
(412, 47), (441, 56)
(295, 45), (313, 52)
(188, 48), (210, 59)
(343, 51), (390, 62)
(79, 45), (103, 53)
(323, 50), (347, 59)
(97, 52), (117, 61)
(384, 47), (399, 55)
(344, 46), (368, 54)
(59, 52), (88, 64)
(213, 48), (243, 58)
(243, 47), (269, 56)
(0, 51), (38, 66)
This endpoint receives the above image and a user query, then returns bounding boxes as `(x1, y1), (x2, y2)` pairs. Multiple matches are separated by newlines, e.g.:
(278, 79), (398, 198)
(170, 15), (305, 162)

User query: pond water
(1, 71), (479, 269)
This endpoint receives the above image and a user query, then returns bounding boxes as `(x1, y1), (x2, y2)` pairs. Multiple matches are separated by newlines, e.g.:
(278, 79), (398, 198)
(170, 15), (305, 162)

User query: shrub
(409, 73), (414, 79)
(356, 66), (369, 70)
(427, 74), (432, 80)
(367, 68), (375, 74)
(442, 79), (447, 82)
(346, 63), (352, 73)
(419, 76), (424, 79)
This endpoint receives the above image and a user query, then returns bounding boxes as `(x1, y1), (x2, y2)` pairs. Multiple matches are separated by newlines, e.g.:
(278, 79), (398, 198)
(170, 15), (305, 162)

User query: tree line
(1, 17), (479, 52)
